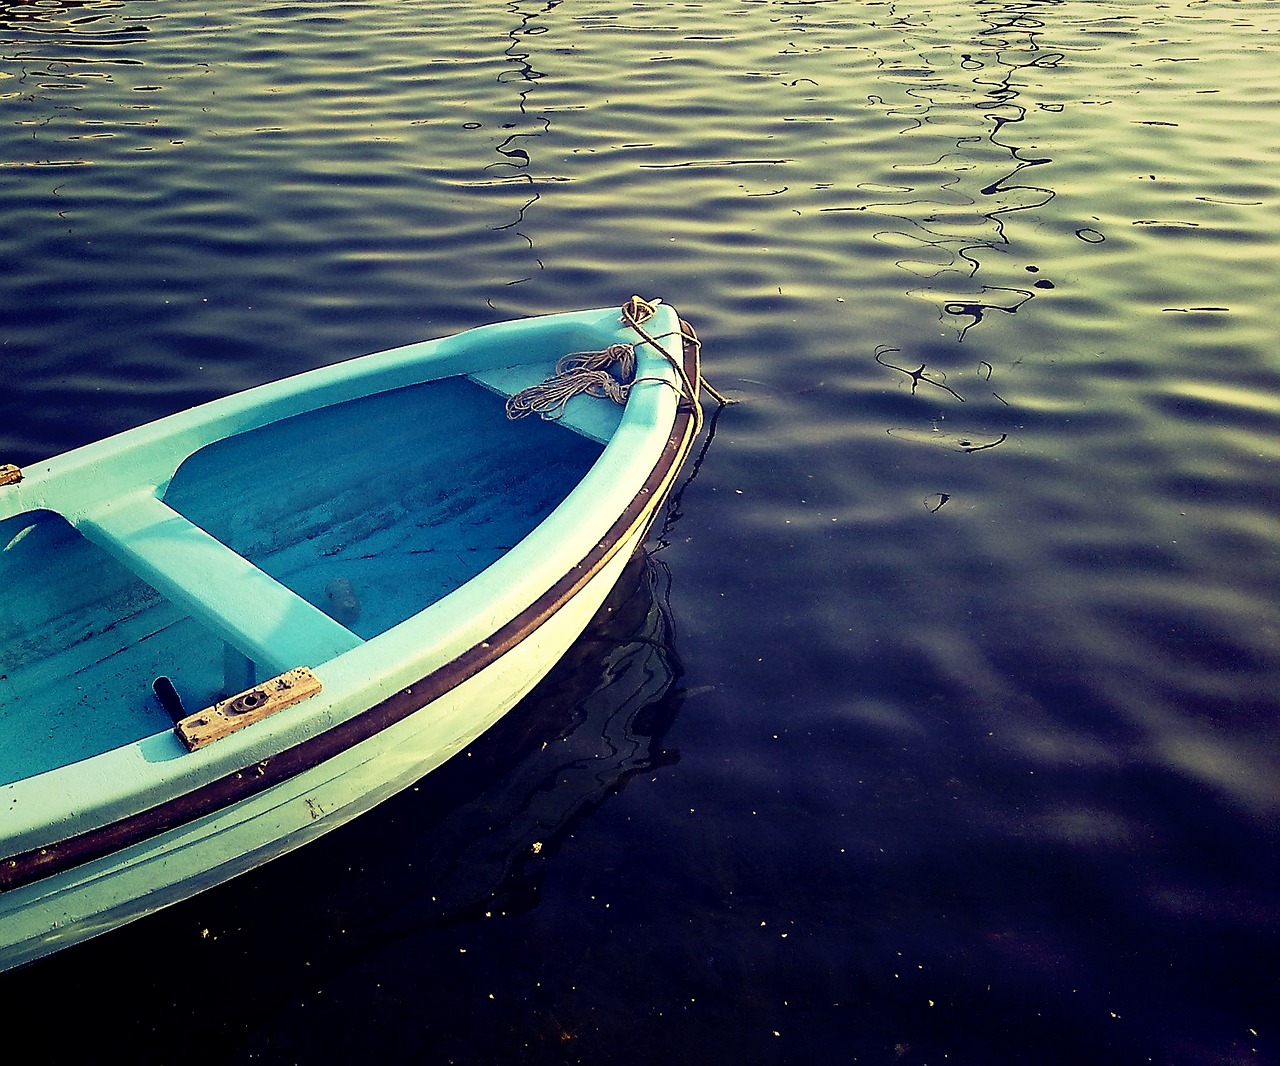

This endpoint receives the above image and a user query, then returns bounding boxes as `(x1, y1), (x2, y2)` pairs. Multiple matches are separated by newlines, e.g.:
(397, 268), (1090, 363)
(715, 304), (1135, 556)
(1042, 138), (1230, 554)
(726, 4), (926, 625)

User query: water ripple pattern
(2, 2), (1279, 1064)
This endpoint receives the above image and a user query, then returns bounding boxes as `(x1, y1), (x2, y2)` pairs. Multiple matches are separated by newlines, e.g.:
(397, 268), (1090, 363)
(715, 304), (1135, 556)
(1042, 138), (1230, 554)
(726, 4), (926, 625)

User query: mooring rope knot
(620, 295), (714, 430)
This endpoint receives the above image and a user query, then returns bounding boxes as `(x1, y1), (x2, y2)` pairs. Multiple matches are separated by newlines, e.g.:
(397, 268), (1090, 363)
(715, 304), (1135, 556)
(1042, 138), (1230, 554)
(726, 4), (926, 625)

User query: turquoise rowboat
(0, 298), (702, 971)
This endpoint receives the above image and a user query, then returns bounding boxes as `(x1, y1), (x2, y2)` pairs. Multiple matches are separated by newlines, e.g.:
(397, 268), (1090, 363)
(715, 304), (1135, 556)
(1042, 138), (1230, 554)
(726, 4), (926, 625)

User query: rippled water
(3, 1), (1279, 1063)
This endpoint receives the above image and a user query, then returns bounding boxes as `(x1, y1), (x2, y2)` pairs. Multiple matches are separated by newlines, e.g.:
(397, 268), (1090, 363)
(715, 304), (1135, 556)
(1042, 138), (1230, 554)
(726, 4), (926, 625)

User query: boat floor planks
(0, 511), (226, 782)
(0, 380), (602, 783)
(164, 377), (603, 641)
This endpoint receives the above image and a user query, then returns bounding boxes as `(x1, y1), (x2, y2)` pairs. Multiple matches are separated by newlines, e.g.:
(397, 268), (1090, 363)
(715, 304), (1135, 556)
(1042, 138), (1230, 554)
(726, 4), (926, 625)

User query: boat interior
(0, 376), (603, 785)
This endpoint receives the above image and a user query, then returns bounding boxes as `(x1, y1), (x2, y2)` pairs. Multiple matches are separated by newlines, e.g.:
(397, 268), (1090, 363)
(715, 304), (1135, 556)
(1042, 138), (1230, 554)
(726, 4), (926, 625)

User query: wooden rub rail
(175, 667), (322, 751)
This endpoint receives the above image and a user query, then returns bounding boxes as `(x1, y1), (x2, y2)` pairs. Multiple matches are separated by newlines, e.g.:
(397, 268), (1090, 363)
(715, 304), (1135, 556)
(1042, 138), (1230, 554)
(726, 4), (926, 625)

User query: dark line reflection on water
(488, 0), (559, 293)
(858, 1), (1067, 340)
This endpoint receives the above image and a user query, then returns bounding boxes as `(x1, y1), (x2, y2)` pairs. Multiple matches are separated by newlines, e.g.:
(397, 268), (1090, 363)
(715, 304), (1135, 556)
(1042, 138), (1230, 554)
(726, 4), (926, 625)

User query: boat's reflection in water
(335, 545), (686, 930)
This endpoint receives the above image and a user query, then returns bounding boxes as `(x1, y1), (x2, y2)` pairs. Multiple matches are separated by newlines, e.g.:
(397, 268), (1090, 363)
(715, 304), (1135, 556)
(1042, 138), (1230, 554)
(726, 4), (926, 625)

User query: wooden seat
(77, 491), (363, 676)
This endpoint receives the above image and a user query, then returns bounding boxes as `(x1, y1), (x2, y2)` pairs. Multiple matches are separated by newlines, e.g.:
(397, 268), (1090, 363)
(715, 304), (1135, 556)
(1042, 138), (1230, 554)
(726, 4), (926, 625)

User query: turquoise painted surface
(165, 378), (602, 639)
(0, 376), (601, 783)
(2, 2), (1278, 1064)
(0, 509), (223, 777)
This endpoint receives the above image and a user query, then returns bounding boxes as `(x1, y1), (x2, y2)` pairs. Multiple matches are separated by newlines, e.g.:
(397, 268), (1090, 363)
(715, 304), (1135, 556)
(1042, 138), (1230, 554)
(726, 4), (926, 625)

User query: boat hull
(0, 300), (701, 970)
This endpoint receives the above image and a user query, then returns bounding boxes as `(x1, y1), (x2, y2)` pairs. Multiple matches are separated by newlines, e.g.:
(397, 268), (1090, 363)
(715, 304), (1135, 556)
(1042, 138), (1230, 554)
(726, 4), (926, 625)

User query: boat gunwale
(0, 316), (701, 895)
(0, 308), (625, 521)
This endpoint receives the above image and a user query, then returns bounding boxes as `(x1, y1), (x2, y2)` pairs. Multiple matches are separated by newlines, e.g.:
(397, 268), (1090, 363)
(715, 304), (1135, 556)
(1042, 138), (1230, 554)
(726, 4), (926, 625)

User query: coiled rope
(506, 295), (728, 428)
(504, 342), (637, 422)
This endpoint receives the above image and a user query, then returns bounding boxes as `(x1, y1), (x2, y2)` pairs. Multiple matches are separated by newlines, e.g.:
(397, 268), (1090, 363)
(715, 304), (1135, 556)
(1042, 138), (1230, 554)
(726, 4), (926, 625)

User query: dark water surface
(3, 2), (1279, 1063)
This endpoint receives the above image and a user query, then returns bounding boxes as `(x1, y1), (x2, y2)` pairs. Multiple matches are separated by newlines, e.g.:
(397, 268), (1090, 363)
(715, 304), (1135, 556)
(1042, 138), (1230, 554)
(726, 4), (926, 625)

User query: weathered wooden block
(176, 666), (322, 751)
